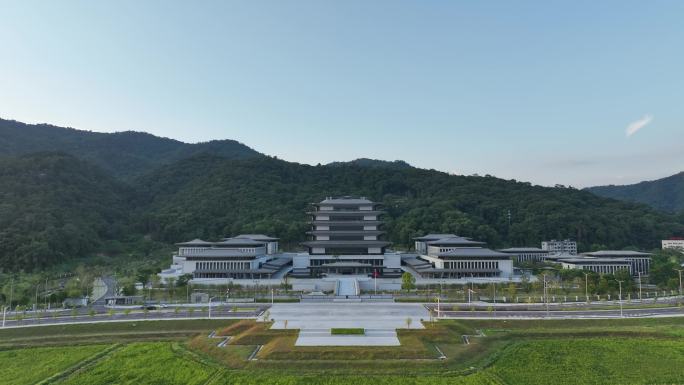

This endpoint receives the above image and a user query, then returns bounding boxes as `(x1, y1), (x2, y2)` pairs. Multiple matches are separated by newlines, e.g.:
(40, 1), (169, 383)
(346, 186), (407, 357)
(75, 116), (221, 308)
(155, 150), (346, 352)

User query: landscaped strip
(330, 328), (365, 335)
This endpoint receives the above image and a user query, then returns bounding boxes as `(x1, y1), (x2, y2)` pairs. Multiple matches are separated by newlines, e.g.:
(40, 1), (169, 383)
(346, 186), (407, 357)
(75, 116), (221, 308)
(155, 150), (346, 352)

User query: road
(2, 301), (683, 329)
(1, 305), (268, 328)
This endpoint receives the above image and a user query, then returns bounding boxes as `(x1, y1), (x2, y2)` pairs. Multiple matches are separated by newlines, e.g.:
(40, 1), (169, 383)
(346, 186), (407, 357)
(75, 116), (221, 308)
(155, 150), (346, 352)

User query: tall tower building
(295, 196), (397, 277)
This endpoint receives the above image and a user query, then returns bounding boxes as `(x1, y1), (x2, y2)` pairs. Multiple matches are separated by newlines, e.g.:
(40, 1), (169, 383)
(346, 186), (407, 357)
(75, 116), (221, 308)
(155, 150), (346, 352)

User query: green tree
(401, 272), (416, 293)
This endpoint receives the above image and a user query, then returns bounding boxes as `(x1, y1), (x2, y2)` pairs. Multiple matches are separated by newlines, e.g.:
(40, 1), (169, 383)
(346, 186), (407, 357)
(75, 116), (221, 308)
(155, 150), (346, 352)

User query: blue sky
(1, 1), (682, 187)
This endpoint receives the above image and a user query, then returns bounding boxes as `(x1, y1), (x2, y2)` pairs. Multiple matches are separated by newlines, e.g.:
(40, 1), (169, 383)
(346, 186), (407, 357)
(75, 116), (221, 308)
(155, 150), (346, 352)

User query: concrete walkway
(268, 302), (428, 346)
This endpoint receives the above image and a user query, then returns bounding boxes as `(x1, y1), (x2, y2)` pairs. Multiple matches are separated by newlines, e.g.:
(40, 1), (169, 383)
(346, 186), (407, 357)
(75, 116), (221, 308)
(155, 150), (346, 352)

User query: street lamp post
(675, 269), (683, 297)
(543, 274), (549, 317)
(637, 271), (642, 301)
(583, 273), (589, 302)
(208, 296), (217, 319)
(616, 280), (624, 318)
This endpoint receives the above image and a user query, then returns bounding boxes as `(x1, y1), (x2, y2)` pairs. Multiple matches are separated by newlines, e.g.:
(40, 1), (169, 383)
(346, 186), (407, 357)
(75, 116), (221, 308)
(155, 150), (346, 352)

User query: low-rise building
(498, 247), (550, 263)
(406, 234), (514, 279)
(558, 257), (632, 275)
(541, 239), (577, 255)
(580, 250), (652, 276)
(160, 234), (290, 281)
(662, 238), (684, 252)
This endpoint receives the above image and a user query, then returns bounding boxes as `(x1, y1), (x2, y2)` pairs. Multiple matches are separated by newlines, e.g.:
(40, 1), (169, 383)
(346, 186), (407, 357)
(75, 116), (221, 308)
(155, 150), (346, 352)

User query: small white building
(541, 239), (577, 255)
(662, 238), (684, 252)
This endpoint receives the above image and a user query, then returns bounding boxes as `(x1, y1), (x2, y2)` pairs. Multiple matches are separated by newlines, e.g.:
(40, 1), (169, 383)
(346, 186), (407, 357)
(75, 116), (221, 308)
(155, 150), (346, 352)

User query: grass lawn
(60, 342), (217, 385)
(486, 338), (684, 385)
(0, 319), (238, 348)
(0, 344), (110, 385)
(331, 328), (365, 335)
(3, 317), (684, 384)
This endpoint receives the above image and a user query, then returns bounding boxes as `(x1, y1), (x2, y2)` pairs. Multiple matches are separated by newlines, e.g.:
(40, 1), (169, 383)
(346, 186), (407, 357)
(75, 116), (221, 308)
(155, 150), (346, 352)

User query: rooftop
(499, 247), (547, 253)
(427, 237), (486, 246)
(438, 248), (512, 258)
(317, 196), (375, 205)
(582, 250), (652, 257)
(235, 234), (279, 241)
(559, 257), (631, 264)
(175, 239), (214, 246)
(413, 234), (459, 241)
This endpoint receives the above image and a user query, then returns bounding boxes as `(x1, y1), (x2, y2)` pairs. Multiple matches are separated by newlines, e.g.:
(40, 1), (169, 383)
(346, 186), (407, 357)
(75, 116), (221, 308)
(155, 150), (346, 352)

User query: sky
(1, 1), (683, 187)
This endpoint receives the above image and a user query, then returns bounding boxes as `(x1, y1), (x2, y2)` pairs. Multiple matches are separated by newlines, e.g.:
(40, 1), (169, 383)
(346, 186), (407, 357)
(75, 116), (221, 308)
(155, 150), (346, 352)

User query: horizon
(3, 115), (680, 188)
(2, 1), (683, 187)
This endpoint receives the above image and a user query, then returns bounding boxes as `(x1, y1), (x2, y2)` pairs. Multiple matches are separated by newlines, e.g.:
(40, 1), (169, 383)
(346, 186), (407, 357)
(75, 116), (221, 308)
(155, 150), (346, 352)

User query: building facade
(662, 238), (684, 251)
(580, 250), (652, 276)
(406, 234), (514, 279)
(498, 247), (551, 263)
(541, 239), (577, 255)
(159, 234), (289, 281)
(293, 196), (401, 277)
(559, 257), (632, 275)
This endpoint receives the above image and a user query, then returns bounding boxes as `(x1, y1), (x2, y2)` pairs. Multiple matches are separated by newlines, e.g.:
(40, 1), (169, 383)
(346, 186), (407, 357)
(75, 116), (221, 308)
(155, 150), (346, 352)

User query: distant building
(405, 234), (514, 279)
(293, 196), (401, 277)
(498, 247), (550, 263)
(541, 239), (577, 255)
(581, 250), (652, 276)
(662, 238), (684, 252)
(558, 257), (632, 275)
(160, 234), (290, 281)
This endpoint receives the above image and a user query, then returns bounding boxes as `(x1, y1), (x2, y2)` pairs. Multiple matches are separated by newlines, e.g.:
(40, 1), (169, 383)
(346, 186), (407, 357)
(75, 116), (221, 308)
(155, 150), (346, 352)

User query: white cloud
(625, 114), (653, 138)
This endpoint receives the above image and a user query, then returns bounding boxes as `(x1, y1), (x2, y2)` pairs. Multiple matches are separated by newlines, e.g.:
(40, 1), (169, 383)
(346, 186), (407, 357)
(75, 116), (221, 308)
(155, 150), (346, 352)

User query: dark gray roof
(499, 247), (548, 253)
(438, 248), (511, 258)
(318, 197), (375, 205)
(309, 210), (384, 216)
(235, 234), (279, 241)
(183, 249), (261, 257)
(427, 237), (486, 246)
(559, 257), (631, 264)
(301, 240), (391, 248)
(582, 250), (652, 257)
(175, 239), (214, 246)
(413, 234), (459, 241)
(214, 238), (266, 246)
(311, 220), (382, 225)
(307, 230), (385, 236)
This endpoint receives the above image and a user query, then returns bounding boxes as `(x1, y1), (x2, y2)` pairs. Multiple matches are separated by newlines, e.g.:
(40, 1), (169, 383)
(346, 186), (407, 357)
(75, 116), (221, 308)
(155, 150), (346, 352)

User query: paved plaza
(267, 302), (429, 346)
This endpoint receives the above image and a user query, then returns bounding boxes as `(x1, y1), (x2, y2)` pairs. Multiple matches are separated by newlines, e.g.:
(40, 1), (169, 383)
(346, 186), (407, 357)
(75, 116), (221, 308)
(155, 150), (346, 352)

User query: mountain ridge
(587, 171), (684, 213)
(1, 118), (683, 271)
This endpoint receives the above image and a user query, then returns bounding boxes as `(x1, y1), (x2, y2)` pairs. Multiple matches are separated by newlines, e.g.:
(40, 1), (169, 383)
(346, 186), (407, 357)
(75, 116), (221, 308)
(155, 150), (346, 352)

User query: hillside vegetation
(587, 171), (684, 213)
(137, 155), (683, 251)
(1, 119), (683, 271)
(0, 153), (132, 270)
(0, 118), (261, 179)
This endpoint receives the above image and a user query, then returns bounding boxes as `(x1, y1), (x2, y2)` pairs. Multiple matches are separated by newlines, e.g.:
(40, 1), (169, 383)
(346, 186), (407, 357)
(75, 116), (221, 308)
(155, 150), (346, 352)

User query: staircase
(335, 278), (360, 296)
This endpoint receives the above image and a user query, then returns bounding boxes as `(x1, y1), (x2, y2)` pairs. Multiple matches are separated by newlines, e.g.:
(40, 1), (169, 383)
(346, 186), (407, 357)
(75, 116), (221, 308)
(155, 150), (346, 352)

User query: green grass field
(1, 318), (683, 384)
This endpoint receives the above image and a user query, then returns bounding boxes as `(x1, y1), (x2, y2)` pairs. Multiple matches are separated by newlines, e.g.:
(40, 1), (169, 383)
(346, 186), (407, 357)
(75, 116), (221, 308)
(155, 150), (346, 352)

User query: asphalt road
(3, 301), (683, 329)
(1, 305), (268, 328)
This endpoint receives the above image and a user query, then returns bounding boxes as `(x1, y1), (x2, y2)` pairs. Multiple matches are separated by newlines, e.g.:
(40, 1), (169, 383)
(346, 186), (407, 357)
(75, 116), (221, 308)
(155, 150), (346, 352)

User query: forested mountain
(327, 158), (413, 170)
(0, 153), (133, 271)
(1, 119), (683, 272)
(0, 118), (262, 179)
(136, 155), (684, 252)
(587, 172), (684, 213)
